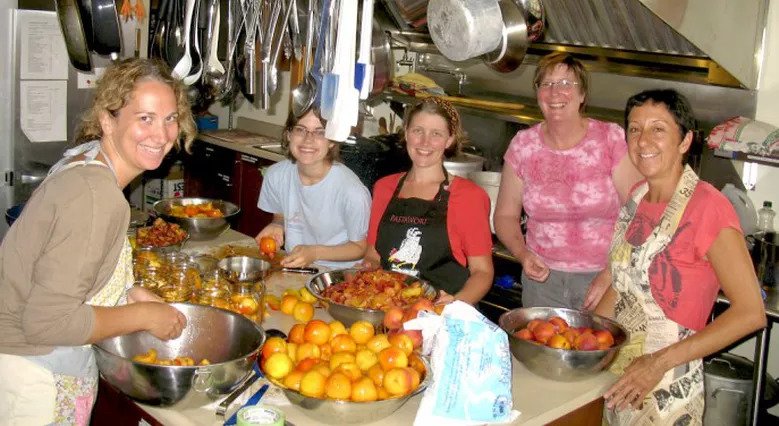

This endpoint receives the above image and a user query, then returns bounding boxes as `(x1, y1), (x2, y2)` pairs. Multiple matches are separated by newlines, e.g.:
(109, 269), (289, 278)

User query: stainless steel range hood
(382, 0), (770, 89)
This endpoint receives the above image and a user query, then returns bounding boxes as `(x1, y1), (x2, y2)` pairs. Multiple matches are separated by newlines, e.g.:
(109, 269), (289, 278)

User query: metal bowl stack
(93, 303), (265, 406)
(152, 198), (240, 241)
(278, 357), (431, 424)
(498, 307), (629, 382)
(306, 268), (437, 327)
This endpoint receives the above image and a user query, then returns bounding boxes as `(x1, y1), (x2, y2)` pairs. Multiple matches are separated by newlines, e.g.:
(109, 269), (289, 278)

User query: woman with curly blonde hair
(363, 97), (494, 304)
(0, 58), (195, 424)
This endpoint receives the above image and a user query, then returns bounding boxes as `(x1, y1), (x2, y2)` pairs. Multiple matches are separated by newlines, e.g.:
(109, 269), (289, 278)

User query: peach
(263, 352), (293, 380)
(383, 367), (413, 396)
(325, 372), (353, 400)
(549, 316), (570, 333)
(349, 320), (376, 345)
(368, 364), (386, 387)
(383, 307), (405, 330)
(526, 319), (544, 332)
(304, 320), (331, 345)
(408, 353), (427, 376)
(532, 322), (556, 344)
(573, 333), (598, 351)
(283, 370), (304, 391)
(594, 329), (615, 349)
(330, 334), (357, 354)
(561, 329), (579, 345)
(355, 348), (379, 371)
(335, 362), (363, 381)
(351, 377), (378, 402)
(299, 370), (327, 398)
(366, 334), (392, 354)
(546, 334), (572, 350)
(398, 328), (423, 349)
(294, 357), (319, 373)
(296, 342), (321, 361)
(288, 323), (306, 344)
(261, 337), (287, 360)
(378, 347), (409, 370)
(513, 328), (534, 341)
(328, 320), (348, 337)
(329, 352), (356, 371)
(292, 301), (314, 322)
(388, 331), (415, 356)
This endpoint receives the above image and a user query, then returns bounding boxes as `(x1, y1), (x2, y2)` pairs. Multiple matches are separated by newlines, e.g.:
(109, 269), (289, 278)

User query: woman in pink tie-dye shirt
(494, 52), (641, 310)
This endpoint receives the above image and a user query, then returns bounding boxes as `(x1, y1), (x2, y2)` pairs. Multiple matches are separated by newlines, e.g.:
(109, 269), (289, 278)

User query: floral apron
(604, 165), (705, 426)
(4, 142), (133, 425)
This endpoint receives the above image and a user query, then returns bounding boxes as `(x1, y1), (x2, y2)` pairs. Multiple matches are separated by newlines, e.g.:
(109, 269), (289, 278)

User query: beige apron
(0, 144), (134, 425)
(604, 165), (705, 426)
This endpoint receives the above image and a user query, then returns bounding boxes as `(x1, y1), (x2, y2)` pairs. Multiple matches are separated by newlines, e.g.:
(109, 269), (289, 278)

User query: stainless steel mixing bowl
(306, 268), (437, 327)
(218, 256), (271, 282)
(279, 357), (431, 424)
(93, 303), (265, 406)
(498, 307), (629, 382)
(153, 198), (240, 241)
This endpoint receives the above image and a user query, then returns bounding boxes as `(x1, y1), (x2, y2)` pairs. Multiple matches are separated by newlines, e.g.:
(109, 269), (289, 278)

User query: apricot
(561, 329), (579, 345)
(329, 352), (356, 371)
(295, 357), (319, 373)
(351, 377), (378, 402)
(388, 331), (415, 356)
(408, 353), (427, 376)
(283, 370), (304, 391)
(546, 334), (572, 350)
(335, 362), (363, 381)
(292, 301), (314, 322)
(366, 334), (392, 354)
(280, 294), (299, 315)
(549, 316), (570, 333)
(526, 319), (544, 332)
(328, 320), (348, 337)
(288, 323), (306, 344)
(594, 329), (615, 349)
(368, 364), (386, 387)
(261, 337), (287, 360)
(383, 306), (405, 330)
(296, 342), (321, 361)
(532, 321), (556, 344)
(355, 348), (379, 371)
(330, 334), (357, 354)
(383, 367), (413, 396)
(325, 372), (353, 400)
(304, 319), (331, 345)
(513, 328), (534, 341)
(299, 370), (327, 398)
(573, 332), (598, 351)
(263, 352), (293, 380)
(378, 346), (409, 370)
(349, 320), (375, 345)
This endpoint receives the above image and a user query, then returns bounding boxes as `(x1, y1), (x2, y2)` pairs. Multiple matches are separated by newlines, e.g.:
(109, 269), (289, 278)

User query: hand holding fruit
(256, 224), (283, 258)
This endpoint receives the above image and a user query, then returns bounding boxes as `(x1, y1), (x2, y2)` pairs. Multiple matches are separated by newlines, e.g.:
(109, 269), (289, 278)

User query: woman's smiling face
(287, 111), (333, 166)
(404, 111), (454, 169)
(536, 64), (585, 123)
(103, 79), (179, 174)
(626, 101), (691, 181)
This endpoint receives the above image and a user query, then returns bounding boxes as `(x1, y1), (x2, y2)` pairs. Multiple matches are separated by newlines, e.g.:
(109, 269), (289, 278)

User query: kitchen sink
(251, 143), (286, 156)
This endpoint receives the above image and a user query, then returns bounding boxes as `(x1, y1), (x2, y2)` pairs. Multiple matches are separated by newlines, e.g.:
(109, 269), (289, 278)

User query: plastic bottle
(756, 201), (776, 234)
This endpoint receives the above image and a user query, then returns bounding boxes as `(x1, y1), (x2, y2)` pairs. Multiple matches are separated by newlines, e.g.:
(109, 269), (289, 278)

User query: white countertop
(137, 230), (616, 425)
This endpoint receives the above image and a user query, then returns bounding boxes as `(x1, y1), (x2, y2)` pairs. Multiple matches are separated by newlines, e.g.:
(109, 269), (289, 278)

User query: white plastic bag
(405, 301), (519, 425)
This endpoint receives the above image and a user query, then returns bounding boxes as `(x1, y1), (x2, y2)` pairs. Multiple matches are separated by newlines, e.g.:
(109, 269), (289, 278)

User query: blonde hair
(74, 58), (196, 152)
(533, 52), (590, 112)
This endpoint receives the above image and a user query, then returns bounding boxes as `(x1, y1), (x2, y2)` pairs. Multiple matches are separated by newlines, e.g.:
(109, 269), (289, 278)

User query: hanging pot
(427, 0), (504, 61)
(90, 0), (123, 58)
(55, 0), (92, 71)
(482, 0), (529, 73)
(370, 16), (394, 97)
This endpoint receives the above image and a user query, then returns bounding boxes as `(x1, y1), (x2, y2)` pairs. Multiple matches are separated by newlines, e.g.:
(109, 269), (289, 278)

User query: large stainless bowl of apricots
(306, 268), (437, 327)
(499, 307), (629, 382)
(153, 197), (240, 241)
(93, 303), (265, 406)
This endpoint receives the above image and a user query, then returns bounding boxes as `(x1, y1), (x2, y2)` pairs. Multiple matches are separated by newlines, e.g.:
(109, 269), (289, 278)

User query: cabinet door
(183, 142), (238, 204)
(234, 153), (274, 237)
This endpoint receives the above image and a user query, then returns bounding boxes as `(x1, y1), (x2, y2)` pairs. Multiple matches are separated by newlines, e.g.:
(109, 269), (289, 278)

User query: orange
(330, 334), (357, 354)
(349, 320), (375, 345)
(283, 370), (304, 391)
(280, 295), (299, 315)
(350, 377), (378, 402)
(259, 237), (277, 258)
(263, 352), (293, 380)
(288, 323), (305, 344)
(304, 320), (331, 345)
(292, 301), (314, 322)
(299, 370), (326, 398)
(261, 337), (287, 360)
(325, 372), (353, 400)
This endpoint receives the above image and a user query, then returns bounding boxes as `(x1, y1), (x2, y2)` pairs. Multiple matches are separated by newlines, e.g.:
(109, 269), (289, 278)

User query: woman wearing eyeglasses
(363, 97), (493, 304)
(494, 52), (641, 310)
(255, 108), (371, 269)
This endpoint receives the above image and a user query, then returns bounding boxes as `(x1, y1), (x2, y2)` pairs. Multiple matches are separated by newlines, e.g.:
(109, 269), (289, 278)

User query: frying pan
(90, 0), (123, 58)
(55, 0), (92, 71)
(76, 0), (94, 51)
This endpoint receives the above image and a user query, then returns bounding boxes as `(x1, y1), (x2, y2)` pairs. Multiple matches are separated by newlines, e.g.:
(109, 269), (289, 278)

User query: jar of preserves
(229, 281), (265, 323)
(158, 268), (197, 303)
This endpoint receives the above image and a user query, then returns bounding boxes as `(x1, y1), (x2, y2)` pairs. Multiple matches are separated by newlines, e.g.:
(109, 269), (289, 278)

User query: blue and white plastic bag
(405, 301), (519, 425)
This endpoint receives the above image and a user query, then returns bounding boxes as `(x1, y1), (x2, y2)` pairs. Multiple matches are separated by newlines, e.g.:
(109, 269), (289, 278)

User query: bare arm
(281, 239), (368, 268)
(582, 268), (613, 311)
(493, 162), (549, 281)
(605, 227), (766, 410)
(89, 301), (187, 343)
(452, 254), (494, 304)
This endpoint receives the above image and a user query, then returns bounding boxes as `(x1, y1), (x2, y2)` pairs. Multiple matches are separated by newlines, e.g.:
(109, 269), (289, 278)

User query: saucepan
(427, 0), (504, 61)
(217, 256), (318, 283)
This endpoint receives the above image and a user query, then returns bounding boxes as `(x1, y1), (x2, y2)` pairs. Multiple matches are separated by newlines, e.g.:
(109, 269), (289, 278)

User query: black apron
(375, 168), (470, 295)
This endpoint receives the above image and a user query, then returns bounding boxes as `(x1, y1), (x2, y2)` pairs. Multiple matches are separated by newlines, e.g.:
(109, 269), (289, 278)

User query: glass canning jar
(229, 281), (266, 323)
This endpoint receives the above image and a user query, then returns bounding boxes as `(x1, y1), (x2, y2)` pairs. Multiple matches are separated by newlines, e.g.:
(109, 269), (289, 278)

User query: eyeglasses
(289, 125), (326, 140)
(535, 79), (580, 91)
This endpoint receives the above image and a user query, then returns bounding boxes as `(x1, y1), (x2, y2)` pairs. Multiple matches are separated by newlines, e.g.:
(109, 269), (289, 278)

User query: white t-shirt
(258, 160), (371, 269)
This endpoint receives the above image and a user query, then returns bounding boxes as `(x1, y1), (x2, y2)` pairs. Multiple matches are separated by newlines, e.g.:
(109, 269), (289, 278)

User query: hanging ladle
(291, 0), (323, 117)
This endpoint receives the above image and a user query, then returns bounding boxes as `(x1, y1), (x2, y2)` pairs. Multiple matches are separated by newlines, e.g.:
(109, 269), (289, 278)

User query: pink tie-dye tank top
(504, 119), (627, 272)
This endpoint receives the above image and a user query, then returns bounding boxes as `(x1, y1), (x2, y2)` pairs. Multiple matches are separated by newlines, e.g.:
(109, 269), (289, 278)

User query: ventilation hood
(381, 0), (770, 89)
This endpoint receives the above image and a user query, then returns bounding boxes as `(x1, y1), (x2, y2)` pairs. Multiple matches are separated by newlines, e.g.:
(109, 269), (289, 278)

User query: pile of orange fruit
(264, 287), (318, 323)
(260, 319), (426, 402)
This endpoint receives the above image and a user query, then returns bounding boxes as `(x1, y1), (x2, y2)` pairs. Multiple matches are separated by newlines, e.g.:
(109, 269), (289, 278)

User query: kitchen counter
(115, 230), (616, 425)
(197, 129), (287, 163)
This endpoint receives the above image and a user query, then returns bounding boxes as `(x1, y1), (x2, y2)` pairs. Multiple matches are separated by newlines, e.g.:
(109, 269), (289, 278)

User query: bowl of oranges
(260, 319), (430, 424)
(153, 197), (240, 241)
(499, 307), (628, 382)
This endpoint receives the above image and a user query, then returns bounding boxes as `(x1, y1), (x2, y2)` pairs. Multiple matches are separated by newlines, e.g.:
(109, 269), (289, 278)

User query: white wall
(0, 1), (18, 239)
(730, 0), (779, 416)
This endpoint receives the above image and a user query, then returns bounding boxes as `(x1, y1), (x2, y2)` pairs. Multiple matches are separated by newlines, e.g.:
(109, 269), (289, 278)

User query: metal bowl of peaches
(277, 357), (431, 424)
(498, 307), (629, 382)
(153, 198), (240, 241)
(306, 268), (437, 327)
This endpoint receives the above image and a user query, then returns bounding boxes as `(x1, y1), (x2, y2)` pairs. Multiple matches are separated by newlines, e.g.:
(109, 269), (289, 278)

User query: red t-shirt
(368, 173), (493, 266)
(624, 181), (742, 330)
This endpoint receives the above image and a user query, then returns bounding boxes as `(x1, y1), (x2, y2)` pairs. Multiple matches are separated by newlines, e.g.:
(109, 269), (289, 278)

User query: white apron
(604, 165), (705, 426)
(0, 142), (134, 425)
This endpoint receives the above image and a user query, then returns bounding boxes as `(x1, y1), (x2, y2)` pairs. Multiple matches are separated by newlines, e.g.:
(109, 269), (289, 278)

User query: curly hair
(74, 58), (196, 152)
(402, 96), (467, 158)
(281, 107), (340, 163)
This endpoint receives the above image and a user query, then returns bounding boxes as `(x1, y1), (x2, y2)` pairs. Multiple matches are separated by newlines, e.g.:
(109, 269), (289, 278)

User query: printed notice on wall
(20, 81), (67, 143)
(18, 10), (68, 80)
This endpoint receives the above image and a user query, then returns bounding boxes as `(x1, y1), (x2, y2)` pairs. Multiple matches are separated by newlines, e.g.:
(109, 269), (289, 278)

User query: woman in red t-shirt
(363, 97), (493, 304)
